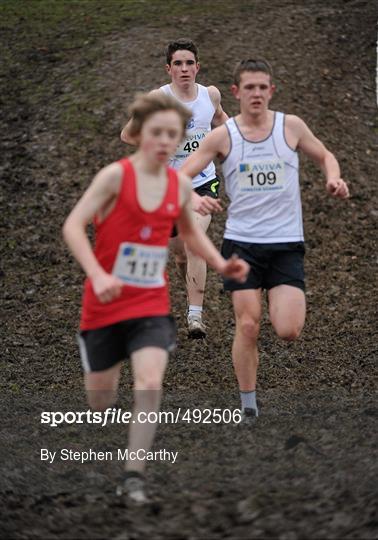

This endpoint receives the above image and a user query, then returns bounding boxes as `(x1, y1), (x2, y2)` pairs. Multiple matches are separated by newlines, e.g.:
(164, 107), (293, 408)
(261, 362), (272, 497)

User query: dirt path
(1, 1), (377, 538)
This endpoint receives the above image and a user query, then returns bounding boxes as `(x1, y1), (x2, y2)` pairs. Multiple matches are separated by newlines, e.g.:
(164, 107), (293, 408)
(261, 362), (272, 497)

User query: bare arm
(181, 124), (229, 179)
(181, 125), (229, 216)
(120, 118), (137, 145)
(287, 115), (349, 199)
(120, 89), (163, 145)
(62, 163), (125, 302)
(191, 190), (223, 216)
(176, 173), (249, 282)
(208, 85), (229, 127)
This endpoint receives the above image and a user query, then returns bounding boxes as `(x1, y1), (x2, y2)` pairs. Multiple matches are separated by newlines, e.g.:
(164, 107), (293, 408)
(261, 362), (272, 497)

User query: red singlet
(80, 158), (180, 330)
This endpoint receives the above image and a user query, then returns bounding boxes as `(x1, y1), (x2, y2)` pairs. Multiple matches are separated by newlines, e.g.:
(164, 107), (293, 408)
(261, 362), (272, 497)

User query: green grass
(0, 0), (235, 36)
(0, 0), (235, 139)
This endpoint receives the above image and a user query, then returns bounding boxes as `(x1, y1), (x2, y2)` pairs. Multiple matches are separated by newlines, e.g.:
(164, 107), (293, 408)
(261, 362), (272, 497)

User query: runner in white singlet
(181, 59), (349, 420)
(121, 39), (228, 339)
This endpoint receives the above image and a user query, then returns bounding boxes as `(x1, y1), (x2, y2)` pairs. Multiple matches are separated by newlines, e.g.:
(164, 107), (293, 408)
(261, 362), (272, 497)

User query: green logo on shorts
(211, 180), (220, 194)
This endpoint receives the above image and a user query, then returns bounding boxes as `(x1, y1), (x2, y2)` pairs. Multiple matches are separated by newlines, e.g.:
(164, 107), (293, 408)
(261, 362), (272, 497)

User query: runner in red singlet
(63, 92), (249, 503)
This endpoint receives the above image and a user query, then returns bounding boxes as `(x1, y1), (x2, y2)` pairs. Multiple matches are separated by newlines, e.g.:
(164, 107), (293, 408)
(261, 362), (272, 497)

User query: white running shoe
(238, 407), (258, 425)
(116, 472), (149, 504)
(187, 313), (206, 339)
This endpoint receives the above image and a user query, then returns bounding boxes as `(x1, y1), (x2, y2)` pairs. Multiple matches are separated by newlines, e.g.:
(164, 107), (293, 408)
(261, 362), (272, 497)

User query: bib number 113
(126, 260), (159, 277)
(112, 243), (167, 288)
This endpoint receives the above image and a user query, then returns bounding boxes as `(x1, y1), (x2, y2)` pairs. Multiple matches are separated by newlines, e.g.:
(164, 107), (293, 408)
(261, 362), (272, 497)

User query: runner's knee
(237, 317), (260, 341)
(171, 245), (186, 264)
(134, 372), (164, 391)
(170, 238), (186, 263)
(87, 391), (116, 412)
(275, 323), (302, 341)
(174, 252), (187, 265)
(184, 244), (201, 260)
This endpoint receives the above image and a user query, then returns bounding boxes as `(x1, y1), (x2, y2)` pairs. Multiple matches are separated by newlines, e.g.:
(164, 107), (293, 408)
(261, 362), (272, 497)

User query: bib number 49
(183, 140), (199, 153)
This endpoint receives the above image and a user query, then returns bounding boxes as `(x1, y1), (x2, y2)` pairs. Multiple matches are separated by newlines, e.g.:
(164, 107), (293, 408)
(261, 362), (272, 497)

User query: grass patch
(0, 0), (235, 38)
(1, 0), (237, 142)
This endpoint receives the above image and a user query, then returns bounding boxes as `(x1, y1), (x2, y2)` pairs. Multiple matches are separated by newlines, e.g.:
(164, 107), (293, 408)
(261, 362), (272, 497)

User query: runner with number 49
(121, 38), (229, 339)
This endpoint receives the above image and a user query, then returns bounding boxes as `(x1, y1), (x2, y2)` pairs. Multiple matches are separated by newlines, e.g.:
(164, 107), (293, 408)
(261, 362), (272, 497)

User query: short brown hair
(127, 92), (191, 139)
(165, 38), (199, 65)
(233, 58), (273, 86)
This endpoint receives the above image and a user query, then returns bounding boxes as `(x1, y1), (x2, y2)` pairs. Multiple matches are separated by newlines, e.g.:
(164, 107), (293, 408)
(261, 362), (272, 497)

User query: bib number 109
(237, 159), (285, 193)
(248, 171), (277, 186)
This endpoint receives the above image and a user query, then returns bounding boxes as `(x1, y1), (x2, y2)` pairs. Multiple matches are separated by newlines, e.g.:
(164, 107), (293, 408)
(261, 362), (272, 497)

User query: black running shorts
(171, 177), (220, 237)
(194, 177), (220, 199)
(77, 315), (176, 373)
(221, 239), (306, 292)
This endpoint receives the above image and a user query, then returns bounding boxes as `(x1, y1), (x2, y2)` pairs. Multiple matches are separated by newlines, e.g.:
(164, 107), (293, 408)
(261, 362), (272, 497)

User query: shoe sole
(188, 329), (206, 339)
(116, 485), (149, 504)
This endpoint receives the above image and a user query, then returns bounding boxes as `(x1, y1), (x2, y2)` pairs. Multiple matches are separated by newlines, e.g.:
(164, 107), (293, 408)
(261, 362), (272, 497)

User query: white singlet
(160, 83), (216, 189)
(222, 112), (304, 243)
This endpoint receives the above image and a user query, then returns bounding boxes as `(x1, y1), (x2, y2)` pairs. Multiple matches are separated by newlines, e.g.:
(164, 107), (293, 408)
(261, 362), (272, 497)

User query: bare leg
(126, 347), (168, 474)
(268, 284), (306, 340)
(232, 289), (262, 391)
(169, 236), (187, 283)
(185, 212), (212, 308)
(84, 362), (122, 411)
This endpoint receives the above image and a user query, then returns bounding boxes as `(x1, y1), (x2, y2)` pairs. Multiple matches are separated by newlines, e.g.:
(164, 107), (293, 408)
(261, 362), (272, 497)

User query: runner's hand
(326, 178), (349, 199)
(192, 192), (223, 216)
(91, 272), (124, 303)
(221, 254), (250, 283)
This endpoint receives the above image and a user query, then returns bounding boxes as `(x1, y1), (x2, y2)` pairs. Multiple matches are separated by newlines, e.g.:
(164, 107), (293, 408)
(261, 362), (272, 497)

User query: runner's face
(232, 71), (275, 114)
(166, 50), (199, 87)
(139, 110), (183, 163)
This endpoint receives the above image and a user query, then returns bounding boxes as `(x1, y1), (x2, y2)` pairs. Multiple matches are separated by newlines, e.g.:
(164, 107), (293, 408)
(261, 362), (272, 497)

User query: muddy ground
(0, 0), (377, 538)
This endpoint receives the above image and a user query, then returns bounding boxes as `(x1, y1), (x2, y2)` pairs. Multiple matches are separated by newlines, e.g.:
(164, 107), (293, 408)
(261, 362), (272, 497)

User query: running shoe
(238, 407), (258, 425)
(187, 313), (206, 339)
(116, 471), (149, 504)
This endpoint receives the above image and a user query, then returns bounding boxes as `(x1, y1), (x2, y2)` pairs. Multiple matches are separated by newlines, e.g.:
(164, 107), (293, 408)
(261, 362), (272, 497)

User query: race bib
(175, 128), (208, 158)
(112, 243), (167, 288)
(237, 159), (286, 193)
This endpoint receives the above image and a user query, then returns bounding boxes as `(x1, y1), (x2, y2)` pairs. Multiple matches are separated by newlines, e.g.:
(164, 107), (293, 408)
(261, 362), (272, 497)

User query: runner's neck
(236, 110), (275, 141)
(130, 153), (166, 176)
(242, 109), (273, 128)
(170, 82), (198, 102)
